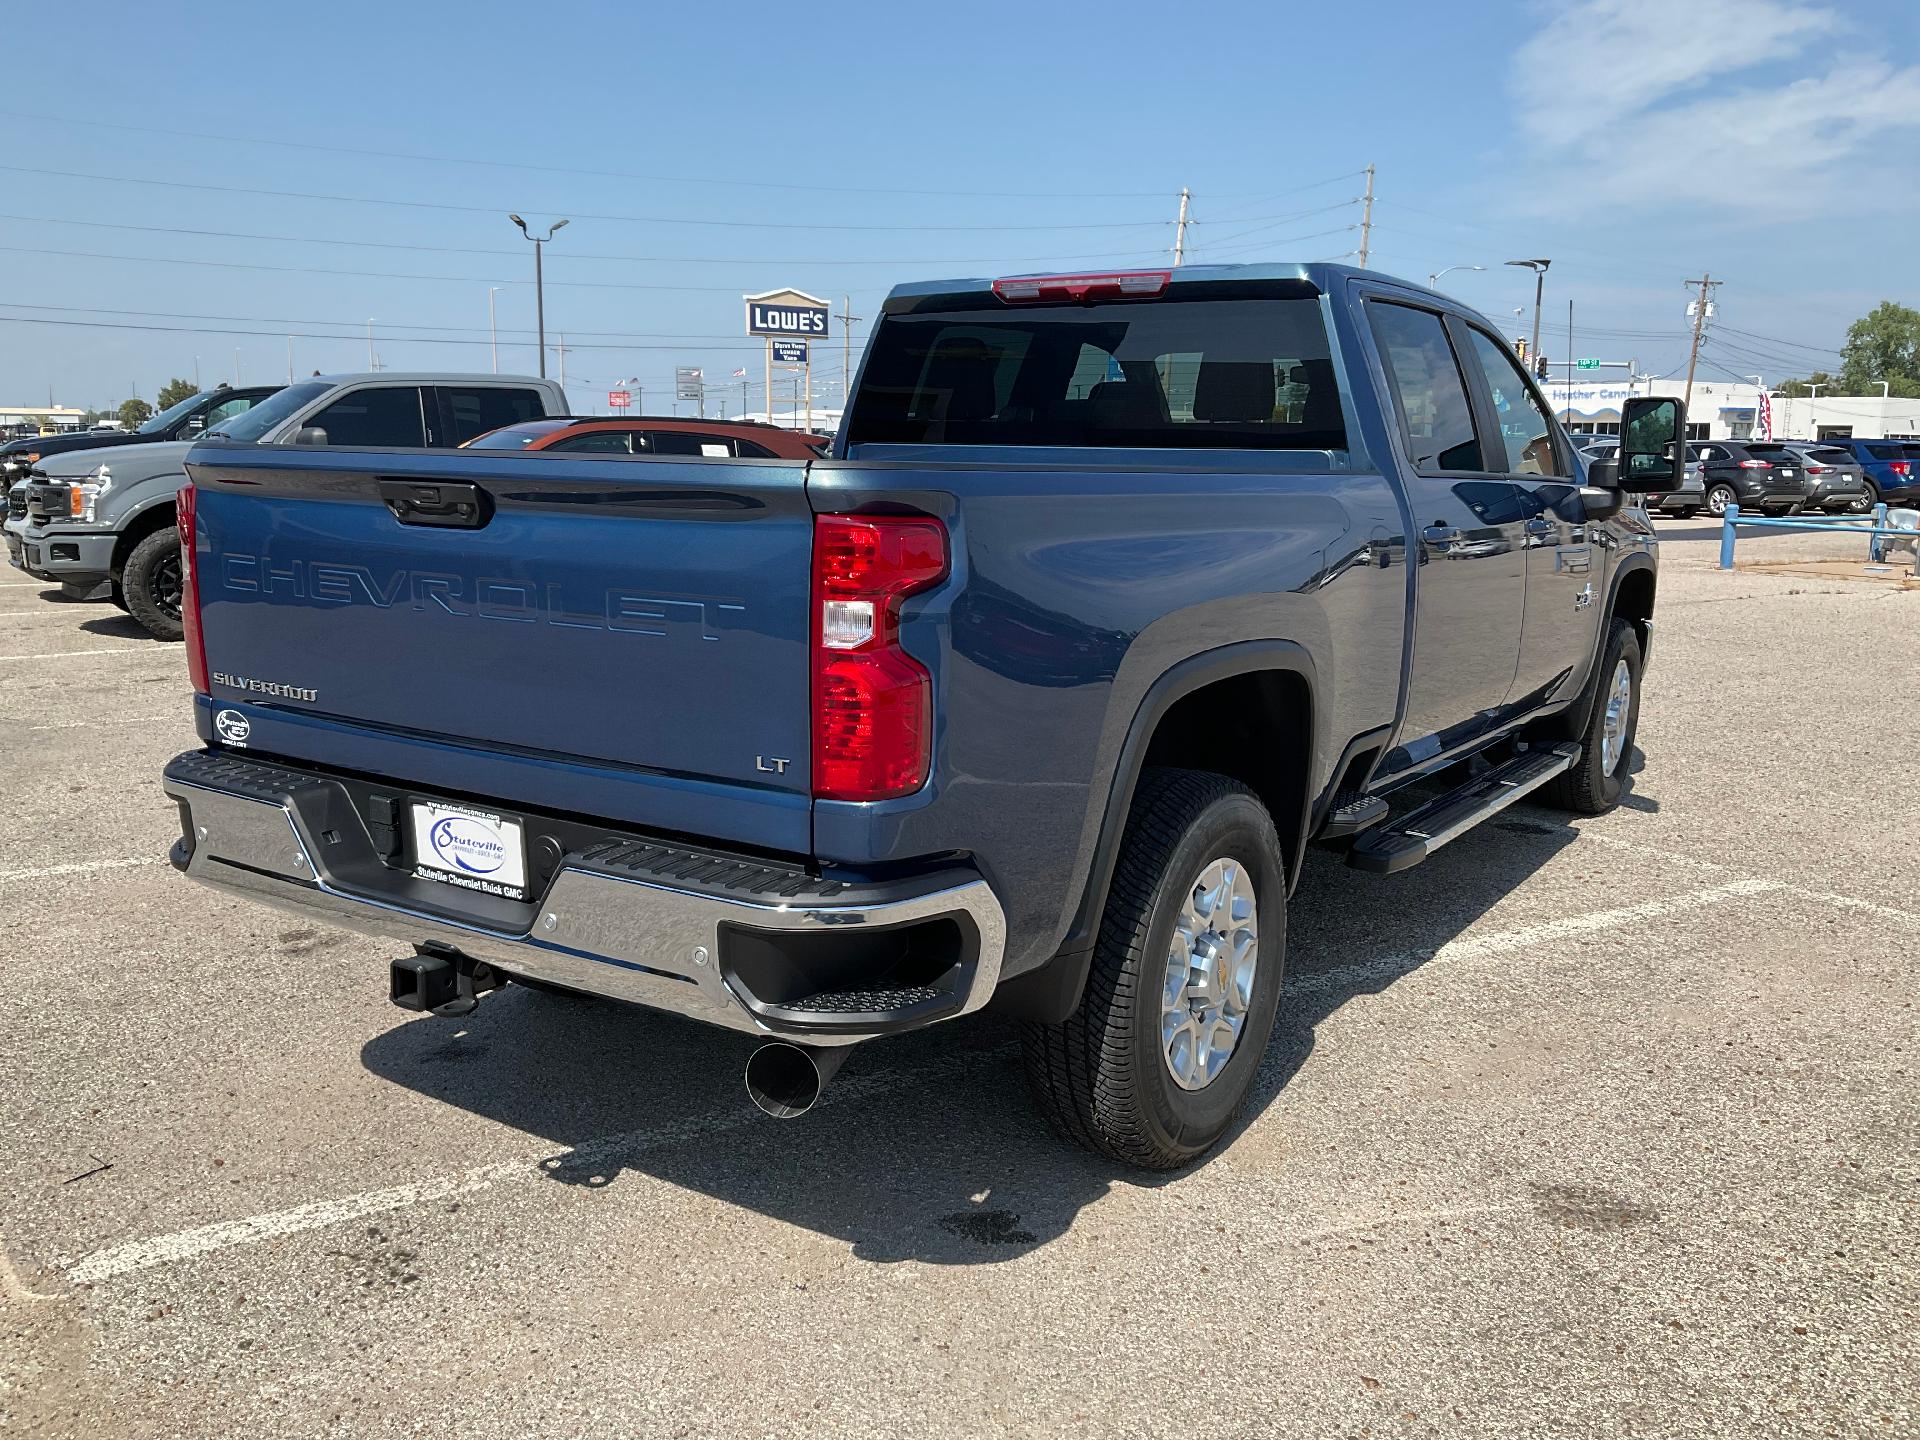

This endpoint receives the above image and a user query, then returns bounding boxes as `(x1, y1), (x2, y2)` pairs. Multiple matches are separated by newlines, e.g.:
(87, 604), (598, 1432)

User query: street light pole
(1505, 259), (1551, 369)
(488, 287), (503, 374)
(509, 215), (569, 378)
(1428, 264), (1485, 289)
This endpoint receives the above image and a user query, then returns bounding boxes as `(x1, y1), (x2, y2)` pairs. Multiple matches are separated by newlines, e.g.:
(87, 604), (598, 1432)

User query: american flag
(1757, 386), (1773, 440)
(730, 367), (747, 378)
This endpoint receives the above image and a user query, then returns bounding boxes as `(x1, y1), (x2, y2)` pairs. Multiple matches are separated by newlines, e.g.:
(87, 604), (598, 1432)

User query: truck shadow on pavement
(360, 778), (1636, 1265)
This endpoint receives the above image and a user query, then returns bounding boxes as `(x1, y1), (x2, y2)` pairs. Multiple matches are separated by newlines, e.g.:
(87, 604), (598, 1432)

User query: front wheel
(1547, 618), (1643, 815)
(121, 525), (185, 642)
(1706, 484), (1736, 518)
(1861, 481), (1880, 511)
(1021, 768), (1286, 1170)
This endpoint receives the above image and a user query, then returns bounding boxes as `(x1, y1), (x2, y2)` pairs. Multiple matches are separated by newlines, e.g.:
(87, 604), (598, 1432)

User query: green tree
(155, 377), (199, 410)
(1837, 301), (1920, 398)
(1775, 371), (1836, 399)
(117, 397), (154, 428)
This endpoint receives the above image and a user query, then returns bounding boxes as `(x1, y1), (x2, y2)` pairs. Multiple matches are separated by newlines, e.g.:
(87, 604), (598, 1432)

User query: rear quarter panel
(809, 452), (1406, 975)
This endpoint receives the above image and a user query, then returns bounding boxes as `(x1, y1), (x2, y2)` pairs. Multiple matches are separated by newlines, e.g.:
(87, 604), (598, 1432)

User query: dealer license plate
(411, 801), (529, 900)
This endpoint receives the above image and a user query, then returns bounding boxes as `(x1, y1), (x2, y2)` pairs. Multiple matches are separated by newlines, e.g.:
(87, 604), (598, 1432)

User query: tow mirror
(1616, 396), (1685, 493)
(292, 426), (329, 446)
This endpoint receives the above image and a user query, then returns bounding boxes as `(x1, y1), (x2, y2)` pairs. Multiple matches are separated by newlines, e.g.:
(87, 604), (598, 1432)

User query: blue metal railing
(1718, 502), (1914, 569)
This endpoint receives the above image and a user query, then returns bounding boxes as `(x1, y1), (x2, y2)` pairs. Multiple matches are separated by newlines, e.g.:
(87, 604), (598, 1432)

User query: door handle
(378, 480), (492, 529)
(1422, 524), (1463, 550)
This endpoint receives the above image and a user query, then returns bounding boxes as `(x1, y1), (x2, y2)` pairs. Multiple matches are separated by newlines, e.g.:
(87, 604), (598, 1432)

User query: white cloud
(1511, 0), (1920, 207)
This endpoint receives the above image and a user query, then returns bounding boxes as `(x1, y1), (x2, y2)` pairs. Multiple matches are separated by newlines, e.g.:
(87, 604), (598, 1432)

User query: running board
(1347, 743), (1580, 875)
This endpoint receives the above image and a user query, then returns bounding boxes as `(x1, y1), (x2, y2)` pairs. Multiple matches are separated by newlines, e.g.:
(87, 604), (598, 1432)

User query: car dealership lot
(2, 528), (1914, 1439)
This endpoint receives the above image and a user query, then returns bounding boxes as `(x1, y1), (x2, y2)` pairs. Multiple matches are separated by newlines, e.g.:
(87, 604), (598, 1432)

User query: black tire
(121, 525), (185, 641)
(1861, 481), (1880, 510)
(1706, 484), (1736, 518)
(1020, 768), (1286, 1170)
(1546, 618), (1642, 815)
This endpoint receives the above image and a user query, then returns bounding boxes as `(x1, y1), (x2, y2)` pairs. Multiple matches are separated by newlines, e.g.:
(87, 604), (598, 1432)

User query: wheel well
(110, 504), (177, 577)
(1613, 565), (1655, 652)
(1139, 668), (1312, 876)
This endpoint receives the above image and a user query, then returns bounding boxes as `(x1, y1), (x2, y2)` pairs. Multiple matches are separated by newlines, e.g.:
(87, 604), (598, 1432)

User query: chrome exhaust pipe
(744, 1041), (850, 1119)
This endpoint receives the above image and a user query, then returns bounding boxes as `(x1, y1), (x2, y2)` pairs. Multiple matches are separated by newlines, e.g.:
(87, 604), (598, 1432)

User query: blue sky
(3, 0), (1917, 412)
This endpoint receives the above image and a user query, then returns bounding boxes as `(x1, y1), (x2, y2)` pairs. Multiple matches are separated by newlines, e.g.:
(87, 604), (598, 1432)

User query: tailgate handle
(378, 480), (492, 529)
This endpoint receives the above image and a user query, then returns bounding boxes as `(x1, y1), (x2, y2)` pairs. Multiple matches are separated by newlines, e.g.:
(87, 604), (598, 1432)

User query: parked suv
(9, 374), (567, 638)
(1693, 441), (1812, 517)
(1779, 442), (1872, 513)
(0, 385), (280, 487)
(1584, 440), (1703, 517)
(1804, 438), (1920, 509)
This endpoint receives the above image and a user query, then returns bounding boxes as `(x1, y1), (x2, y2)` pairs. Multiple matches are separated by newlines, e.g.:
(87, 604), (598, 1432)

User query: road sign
(745, 288), (830, 340)
(675, 366), (704, 402)
(772, 340), (809, 364)
(607, 389), (631, 409)
(1576, 358), (1601, 371)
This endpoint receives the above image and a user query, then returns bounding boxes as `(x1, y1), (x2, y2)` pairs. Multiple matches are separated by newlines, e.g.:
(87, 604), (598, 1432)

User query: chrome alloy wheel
(1161, 857), (1259, 1091)
(1600, 657), (1633, 775)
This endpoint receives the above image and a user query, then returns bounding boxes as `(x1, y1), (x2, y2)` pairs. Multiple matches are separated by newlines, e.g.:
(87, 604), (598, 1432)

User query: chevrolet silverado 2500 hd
(163, 265), (1683, 1169)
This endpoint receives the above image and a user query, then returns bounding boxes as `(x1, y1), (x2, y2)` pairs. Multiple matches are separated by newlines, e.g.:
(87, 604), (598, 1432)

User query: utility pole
(286, 336), (293, 384)
(556, 334), (566, 387)
(838, 295), (861, 398)
(1172, 187), (1192, 266)
(366, 319), (377, 371)
(1682, 274), (1719, 412)
(488, 287), (502, 374)
(1358, 165), (1374, 268)
(1564, 298), (1573, 425)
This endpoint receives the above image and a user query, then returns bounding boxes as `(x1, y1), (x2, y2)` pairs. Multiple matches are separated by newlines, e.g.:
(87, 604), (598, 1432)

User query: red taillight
(1892, 461), (1912, 477)
(1738, 459), (1770, 469)
(1805, 464), (1831, 474)
(812, 514), (947, 802)
(991, 270), (1171, 303)
(178, 483), (208, 695)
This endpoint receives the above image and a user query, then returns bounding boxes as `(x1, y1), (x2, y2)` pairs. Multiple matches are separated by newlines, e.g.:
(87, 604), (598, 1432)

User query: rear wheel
(121, 526), (185, 641)
(1861, 481), (1880, 510)
(1547, 618), (1642, 815)
(1021, 768), (1286, 1170)
(1706, 484), (1736, 518)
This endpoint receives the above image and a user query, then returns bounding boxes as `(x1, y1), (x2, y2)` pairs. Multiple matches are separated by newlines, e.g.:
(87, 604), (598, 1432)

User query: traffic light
(1533, 354), (1549, 380)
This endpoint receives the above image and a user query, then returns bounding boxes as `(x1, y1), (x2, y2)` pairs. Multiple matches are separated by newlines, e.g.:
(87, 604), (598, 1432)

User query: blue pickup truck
(163, 264), (1683, 1168)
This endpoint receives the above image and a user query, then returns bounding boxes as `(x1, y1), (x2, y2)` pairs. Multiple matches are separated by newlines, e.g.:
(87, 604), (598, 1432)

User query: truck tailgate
(182, 445), (813, 850)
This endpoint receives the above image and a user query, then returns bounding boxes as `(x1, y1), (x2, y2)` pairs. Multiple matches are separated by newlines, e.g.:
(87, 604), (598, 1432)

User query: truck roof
(881, 261), (1389, 306)
(297, 371), (556, 385)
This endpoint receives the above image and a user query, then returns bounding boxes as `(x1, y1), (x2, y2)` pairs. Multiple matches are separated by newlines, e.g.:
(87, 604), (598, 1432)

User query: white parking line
(0, 857), (162, 885)
(58, 875), (1792, 1287)
(27, 715), (178, 731)
(1581, 832), (1920, 927)
(1286, 878), (1781, 997)
(0, 610), (111, 620)
(0, 647), (162, 661)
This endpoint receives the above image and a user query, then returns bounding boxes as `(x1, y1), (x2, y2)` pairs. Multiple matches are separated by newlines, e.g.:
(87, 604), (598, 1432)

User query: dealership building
(1541, 380), (1920, 442)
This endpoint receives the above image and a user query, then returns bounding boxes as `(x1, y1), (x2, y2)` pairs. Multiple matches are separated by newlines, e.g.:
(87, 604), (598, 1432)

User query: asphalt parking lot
(3, 523), (1915, 1439)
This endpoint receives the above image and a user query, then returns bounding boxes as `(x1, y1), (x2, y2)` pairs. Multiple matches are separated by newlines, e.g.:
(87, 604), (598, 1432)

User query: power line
(0, 212), (1177, 270)
(0, 165), (1173, 233)
(0, 108), (1192, 201)
(0, 300), (871, 343)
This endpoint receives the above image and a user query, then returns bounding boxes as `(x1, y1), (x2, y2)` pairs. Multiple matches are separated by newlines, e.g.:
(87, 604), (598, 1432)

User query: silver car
(1582, 439), (1705, 517)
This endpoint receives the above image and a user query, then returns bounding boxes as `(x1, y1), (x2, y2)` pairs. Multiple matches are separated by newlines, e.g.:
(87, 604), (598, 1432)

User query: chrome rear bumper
(163, 752), (1005, 1045)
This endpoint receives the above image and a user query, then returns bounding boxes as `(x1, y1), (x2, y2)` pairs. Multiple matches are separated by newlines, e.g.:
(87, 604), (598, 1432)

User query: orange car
(462, 415), (830, 458)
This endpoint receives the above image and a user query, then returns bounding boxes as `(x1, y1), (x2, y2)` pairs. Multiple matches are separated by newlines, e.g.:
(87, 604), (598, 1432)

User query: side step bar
(1347, 743), (1580, 875)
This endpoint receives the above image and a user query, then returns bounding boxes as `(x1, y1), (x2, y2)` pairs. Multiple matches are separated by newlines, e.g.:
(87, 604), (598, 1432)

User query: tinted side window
(199, 395), (259, 430)
(307, 387), (427, 448)
(1464, 329), (1567, 477)
(441, 387), (545, 445)
(735, 439), (777, 459)
(547, 431), (639, 454)
(1367, 303), (1483, 472)
(649, 432), (734, 457)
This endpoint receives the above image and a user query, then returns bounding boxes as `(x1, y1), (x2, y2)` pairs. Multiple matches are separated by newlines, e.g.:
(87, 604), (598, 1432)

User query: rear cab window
(441, 386), (547, 446)
(844, 281), (1345, 452)
(307, 387), (429, 448)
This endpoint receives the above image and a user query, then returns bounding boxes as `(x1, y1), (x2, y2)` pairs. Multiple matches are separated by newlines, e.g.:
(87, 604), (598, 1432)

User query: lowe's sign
(745, 288), (830, 340)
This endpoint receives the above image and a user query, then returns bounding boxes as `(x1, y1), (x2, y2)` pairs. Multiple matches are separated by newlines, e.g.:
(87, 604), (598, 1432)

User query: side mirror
(292, 426), (329, 446)
(1579, 484), (1626, 519)
(1617, 395), (1685, 493)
